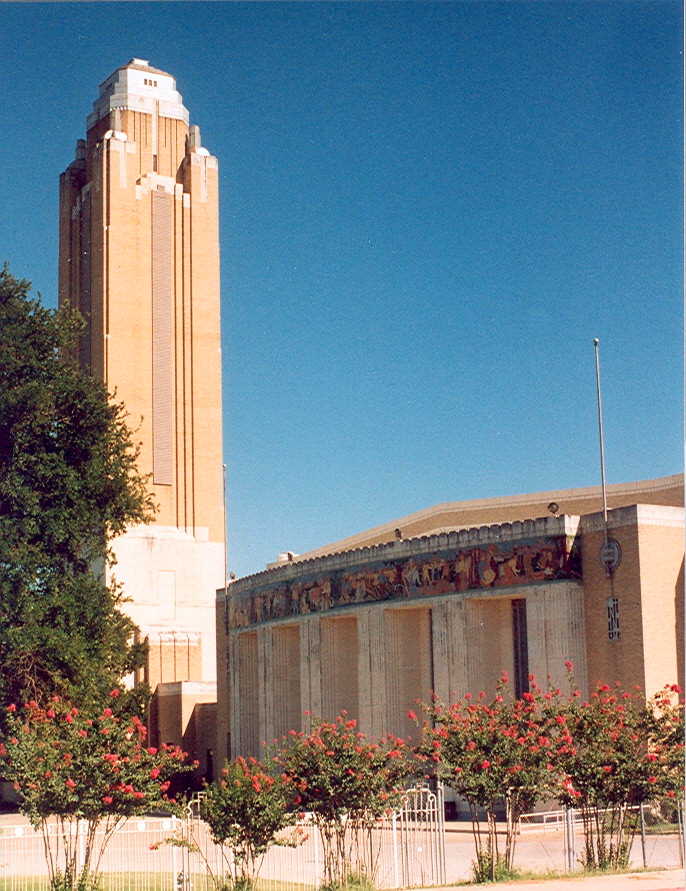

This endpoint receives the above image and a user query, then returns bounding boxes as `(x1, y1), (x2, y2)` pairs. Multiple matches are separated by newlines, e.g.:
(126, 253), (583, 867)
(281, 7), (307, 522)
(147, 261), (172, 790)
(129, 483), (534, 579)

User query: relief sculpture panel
(229, 535), (581, 629)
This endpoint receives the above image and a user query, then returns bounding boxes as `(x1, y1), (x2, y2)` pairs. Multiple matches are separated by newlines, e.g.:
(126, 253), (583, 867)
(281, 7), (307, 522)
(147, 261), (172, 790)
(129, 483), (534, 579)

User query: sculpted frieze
(229, 535), (581, 629)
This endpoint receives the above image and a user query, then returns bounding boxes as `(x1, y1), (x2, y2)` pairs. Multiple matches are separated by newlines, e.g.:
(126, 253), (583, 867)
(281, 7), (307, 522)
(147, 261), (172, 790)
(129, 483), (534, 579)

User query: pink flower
(564, 660), (574, 672)
(102, 708), (113, 718)
(102, 795), (113, 804)
(150, 767), (160, 779)
(110, 688), (121, 698)
(146, 747), (158, 755)
(65, 779), (76, 789)
(46, 709), (56, 719)
(7, 704), (16, 713)
(480, 760), (491, 770)
(65, 714), (73, 724)
(648, 776), (657, 784)
(407, 710), (417, 721)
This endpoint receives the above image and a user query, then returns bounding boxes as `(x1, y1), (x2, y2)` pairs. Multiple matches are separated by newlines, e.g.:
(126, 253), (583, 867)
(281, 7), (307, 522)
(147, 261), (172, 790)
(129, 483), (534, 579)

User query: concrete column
(228, 631), (241, 759)
(237, 633), (259, 756)
(384, 608), (431, 742)
(431, 601), (450, 704)
(527, 583), (588, 694)
(300, 617), (322, 729)
(526, 593), (547, 686)
(445, 598), (470, 703)
(258, 627), (273, 752)
(357, 607), (387, 737)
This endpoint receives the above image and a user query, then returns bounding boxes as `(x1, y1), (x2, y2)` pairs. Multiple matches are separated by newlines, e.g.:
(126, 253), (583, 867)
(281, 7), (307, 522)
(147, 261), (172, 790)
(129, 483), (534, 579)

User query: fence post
(563, 807), (576, 872)
(77, 818), (86, 878)
(678, 799), (685, 868)
(171, 815), (178, 887)
(313, 821), (320, 886)
(639, 804), (647, 868)
(392, 812), (399, 889)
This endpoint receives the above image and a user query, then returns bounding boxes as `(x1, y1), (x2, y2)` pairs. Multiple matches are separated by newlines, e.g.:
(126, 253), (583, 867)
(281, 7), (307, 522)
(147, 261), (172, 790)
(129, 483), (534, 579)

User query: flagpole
(592, 338), (609, 534)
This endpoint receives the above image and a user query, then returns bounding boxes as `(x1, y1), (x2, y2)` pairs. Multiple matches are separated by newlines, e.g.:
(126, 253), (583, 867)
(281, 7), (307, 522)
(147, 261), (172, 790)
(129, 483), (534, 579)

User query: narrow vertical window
(512, 598), (529, 699)
(607, 597), (620, 640)
(151, 189), (173, 485)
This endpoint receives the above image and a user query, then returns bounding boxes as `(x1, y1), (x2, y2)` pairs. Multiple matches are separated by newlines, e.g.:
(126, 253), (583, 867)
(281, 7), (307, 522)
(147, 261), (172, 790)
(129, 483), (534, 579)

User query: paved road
(417, 867), (686, 890)
(441, 825), (683, 883)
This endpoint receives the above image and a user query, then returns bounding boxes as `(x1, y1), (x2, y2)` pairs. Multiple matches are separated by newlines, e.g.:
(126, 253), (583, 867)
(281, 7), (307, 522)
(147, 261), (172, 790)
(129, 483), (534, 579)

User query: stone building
(215, 474), (683, 766)
(58, 60), (224, 769)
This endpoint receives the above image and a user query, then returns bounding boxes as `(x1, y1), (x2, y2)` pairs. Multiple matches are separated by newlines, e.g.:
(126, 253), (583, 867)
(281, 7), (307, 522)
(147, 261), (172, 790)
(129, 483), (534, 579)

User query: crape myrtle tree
(195, 756), (299, 891)
(1, 693), (193, 890)
(273, 714), (413, 889)
(0, 266), (155, 716)
(415, 673), (561, 882)
(552, 676), (685, 871)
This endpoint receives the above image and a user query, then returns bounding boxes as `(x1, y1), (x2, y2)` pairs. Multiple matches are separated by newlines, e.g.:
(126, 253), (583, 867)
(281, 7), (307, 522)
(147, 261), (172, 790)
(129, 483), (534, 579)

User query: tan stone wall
(218, 506), (682, 758)
(150, 681), (217, 781)
(636, 514), (684, 693)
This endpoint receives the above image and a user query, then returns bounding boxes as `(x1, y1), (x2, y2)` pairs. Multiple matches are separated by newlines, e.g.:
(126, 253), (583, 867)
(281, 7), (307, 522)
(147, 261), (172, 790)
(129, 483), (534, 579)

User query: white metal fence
(0, 787), (446, 890)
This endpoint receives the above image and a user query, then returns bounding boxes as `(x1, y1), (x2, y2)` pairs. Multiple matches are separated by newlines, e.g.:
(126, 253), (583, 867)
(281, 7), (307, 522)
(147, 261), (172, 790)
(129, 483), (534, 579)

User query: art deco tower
(58, 60), (224, 699)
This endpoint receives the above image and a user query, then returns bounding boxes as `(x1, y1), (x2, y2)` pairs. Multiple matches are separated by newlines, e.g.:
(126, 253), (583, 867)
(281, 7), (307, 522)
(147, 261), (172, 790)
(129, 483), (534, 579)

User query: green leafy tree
(194, 756), (299, 891)
(416, 674), (561, 882)
(0, 266), (155, 714)
(1, 693), (192, 890)
(274, 714), (412, 889)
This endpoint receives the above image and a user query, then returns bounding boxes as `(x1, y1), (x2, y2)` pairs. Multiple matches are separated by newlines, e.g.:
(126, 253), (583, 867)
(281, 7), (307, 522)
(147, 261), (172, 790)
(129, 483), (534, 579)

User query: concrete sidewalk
(422, 867), (686, 890)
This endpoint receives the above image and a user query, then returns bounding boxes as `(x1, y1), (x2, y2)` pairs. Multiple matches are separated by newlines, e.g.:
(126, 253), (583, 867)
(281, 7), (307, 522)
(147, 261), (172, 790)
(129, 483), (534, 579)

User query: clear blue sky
(1, 2), (682, 577)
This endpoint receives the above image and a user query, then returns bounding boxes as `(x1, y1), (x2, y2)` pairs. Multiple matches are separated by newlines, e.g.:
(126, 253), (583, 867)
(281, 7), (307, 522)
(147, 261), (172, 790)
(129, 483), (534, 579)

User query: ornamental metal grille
(607, 596), (620, 640)
(512, 598), (529, 698)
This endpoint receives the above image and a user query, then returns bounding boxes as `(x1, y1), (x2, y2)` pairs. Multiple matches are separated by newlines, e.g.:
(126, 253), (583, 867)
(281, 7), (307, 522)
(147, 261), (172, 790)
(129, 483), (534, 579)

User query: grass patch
(0, 877), (317, 891)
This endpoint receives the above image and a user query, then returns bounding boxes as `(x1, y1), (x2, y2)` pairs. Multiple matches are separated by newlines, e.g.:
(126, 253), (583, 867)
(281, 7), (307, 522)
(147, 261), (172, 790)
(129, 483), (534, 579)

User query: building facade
(216, 475), (684, 767)
(58, 60), (224, 761)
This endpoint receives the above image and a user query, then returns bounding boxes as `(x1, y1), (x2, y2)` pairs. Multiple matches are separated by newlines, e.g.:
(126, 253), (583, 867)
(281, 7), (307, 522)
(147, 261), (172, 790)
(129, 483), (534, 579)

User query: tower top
(87, 58), (189, 130)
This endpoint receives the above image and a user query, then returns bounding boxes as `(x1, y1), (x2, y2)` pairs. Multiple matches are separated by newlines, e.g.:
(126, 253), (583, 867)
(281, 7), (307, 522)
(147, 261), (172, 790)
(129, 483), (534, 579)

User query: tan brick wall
(582, 516), (645, 690)
(580, 506), (684, 695)
(321, 616), (359, 721)
(384, 608), (432, 742)
(271, 625), (302, 739)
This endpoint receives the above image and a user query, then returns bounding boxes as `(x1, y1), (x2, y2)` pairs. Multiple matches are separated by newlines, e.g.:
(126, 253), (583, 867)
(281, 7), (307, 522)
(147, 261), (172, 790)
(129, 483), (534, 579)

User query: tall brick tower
(58, 60), (223, 736)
